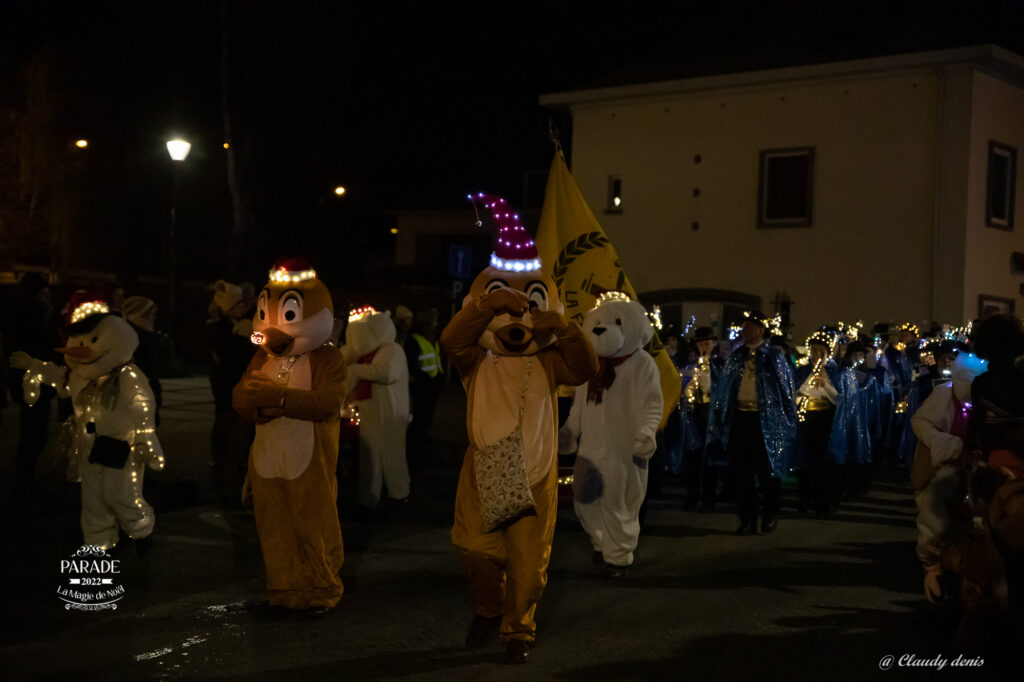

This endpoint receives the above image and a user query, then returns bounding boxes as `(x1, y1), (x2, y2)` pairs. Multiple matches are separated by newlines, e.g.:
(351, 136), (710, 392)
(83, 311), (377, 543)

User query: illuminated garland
(348, 305), (377, 323)
(70, 301), (109, 325)
(489, 254), (541, 272)
(269, 267), (317, 284)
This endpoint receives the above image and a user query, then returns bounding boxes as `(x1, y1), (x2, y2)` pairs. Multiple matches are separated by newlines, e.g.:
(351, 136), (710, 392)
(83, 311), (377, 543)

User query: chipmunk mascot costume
(11, 291), (164, 551)
(441, 194), (598, 664)
(559, 292), (662, 576)
(232, 260), (346, 612)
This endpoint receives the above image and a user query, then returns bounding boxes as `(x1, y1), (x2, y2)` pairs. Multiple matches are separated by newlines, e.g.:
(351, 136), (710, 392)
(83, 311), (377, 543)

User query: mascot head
(252, 259), (334, 356)
(951, 349), (988, 401)
(59, 291), (139, 381)
(465, 193), (563, 356)
(346, 306), (395, 358)
(583, 291), (653, 359)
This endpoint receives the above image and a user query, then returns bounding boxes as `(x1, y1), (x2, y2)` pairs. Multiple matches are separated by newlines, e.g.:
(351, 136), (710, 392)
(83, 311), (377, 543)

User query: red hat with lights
(65, 290), (110, 332)
(469, 193), (541, 273)
(268, 257), (318, 284)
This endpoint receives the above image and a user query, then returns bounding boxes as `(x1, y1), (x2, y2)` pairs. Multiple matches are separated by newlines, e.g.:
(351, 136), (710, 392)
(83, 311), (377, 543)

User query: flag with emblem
(536, 147), (681, 427)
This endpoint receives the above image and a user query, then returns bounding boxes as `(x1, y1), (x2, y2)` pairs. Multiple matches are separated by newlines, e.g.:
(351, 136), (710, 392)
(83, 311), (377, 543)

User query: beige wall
(568, 70), (944, 338)
(963, 71), (1024, 322)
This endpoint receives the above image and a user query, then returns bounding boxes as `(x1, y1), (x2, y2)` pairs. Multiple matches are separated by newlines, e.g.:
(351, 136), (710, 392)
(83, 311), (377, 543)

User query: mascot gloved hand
(560, 291), (663, 575)
(15, 291), (163, 551)
(232, 259), (346, 613)
(442, 193), (598, 663)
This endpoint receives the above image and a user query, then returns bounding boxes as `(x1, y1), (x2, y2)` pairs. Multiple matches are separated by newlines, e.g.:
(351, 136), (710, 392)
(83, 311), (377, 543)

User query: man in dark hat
(706, 312), (798, 534)
(682, 326), (724, 510)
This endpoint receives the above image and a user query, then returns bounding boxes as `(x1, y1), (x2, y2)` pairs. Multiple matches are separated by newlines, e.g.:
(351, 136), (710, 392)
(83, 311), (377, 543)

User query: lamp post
(166, 138), (191, 332)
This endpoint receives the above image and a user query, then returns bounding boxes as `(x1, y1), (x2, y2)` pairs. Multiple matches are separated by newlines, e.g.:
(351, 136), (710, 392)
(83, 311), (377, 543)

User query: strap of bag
(515, 358), (533, 427)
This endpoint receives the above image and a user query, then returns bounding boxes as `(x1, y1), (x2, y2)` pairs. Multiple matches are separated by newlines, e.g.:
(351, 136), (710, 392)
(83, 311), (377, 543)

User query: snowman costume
(560, 293), (663, 568)
(13, 294), (163, 549)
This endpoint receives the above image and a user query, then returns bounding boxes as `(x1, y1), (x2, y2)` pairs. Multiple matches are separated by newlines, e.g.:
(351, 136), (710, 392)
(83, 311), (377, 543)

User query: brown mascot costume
(441, 194), (598, 663)
(233, 259), (346, 613)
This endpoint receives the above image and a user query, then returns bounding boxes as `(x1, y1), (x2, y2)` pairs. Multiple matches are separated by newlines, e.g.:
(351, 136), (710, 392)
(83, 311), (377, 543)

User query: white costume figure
(12, 294), (164, 550)
(910, 351), (987, 601)
(559, 292), (662, 571)
(342, 307), (410, 509)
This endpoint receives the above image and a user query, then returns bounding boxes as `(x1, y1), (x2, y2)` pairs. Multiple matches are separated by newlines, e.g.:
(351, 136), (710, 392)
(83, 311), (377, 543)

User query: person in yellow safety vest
(406, 308), (444, 467)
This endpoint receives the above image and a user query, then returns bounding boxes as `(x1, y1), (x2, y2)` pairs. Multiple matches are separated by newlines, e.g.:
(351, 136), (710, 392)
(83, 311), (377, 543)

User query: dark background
(1, 0), (1023, 292)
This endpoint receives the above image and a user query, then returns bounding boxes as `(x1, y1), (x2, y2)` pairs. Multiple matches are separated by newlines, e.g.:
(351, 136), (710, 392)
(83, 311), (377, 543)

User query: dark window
(606, 175), (622, 213)
(986, 141), (1016, 230)
(758, 147), (814, 228)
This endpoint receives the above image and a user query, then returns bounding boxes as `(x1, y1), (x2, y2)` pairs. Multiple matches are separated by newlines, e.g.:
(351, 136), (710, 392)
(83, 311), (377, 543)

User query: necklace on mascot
(276, 355), (299, 385)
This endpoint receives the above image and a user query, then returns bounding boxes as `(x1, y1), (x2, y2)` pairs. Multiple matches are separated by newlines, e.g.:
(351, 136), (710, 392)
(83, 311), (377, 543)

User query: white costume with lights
(560, 295), (662, 568)
(341, 309), (410, 509)
(17, 304), (163, 549)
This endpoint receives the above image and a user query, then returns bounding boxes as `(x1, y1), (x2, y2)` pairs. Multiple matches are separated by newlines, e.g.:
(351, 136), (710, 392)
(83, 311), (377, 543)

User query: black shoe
(505, 639), (531, 664)
(591, 551), (604, 566)
(735, 523), (757, 536)
(761, 517), (778, 533)
(601, 562), (630, 578)
(465, 614), (502, 648)
(132, 535), (153, 558)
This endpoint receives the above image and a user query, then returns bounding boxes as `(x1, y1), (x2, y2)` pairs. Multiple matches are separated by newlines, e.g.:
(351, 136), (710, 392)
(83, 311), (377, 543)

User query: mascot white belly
(252, 354), (314, 480)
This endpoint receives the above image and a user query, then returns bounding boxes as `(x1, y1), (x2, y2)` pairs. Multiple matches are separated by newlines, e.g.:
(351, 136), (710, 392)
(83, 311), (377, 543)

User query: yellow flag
(536, 148), (681, 428)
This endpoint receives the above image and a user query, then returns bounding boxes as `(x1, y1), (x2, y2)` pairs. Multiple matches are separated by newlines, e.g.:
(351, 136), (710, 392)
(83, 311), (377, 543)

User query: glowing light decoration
(166, 139), (191, 162)
(470, 193), (541, 274)
(70, 300), (109, 325)
(489, 254), (541, 272)
(649, 305), (663, 331)
(251, 331), (265, 346)
(269, 267), (317, 284)
(682, 315), (696, 336)
(348, 305), (377, 323)
(75, 139), (89, 149)
(728, 324), (741, 341)
(594, 291), (632, 307)
(557, 474), (574, 486)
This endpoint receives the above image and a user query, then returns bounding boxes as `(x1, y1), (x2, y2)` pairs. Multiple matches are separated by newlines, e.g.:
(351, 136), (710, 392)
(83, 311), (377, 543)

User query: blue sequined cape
(705, 343), (797, 478)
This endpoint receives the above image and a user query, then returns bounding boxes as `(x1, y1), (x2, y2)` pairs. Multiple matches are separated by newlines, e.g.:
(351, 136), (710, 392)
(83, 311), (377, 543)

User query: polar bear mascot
(341, 306), (410, 512)
(560, 291), (663, 576)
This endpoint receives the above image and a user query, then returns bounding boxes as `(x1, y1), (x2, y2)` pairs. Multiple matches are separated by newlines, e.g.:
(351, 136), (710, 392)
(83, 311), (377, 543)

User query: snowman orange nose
(57, 346), (92, 359)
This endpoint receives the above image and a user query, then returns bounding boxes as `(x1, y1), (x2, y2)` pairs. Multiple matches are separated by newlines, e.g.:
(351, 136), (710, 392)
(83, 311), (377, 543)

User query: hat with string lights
(468, 193), (541, 273)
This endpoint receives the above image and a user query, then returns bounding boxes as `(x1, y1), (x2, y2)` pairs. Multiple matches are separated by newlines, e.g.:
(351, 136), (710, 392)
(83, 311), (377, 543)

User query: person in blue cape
(706, 311), (797, 535)
(792, 330), (843, 518)
(829, 340), (876, 503)
(884, 323), (919, 471)
(681, 326), (724, 511)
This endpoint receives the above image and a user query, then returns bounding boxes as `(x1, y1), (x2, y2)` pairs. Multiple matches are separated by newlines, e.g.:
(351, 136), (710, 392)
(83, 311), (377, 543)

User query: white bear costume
(14, 297), (164, 549)
(341, 308), (410, 509)
(910, 351), (987, 601)
(559, 293), (663, 568)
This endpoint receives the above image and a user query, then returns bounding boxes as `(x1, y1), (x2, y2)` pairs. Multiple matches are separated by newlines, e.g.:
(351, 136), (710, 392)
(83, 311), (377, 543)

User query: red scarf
(352, 350), (378, 400)
(586, 353), (634, 405)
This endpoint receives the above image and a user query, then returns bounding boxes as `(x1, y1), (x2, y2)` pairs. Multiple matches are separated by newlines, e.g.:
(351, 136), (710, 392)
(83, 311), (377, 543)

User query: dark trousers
(729, 411), (780, 525)
(796, 408), (836, 515)
(691, 403), (720, 509)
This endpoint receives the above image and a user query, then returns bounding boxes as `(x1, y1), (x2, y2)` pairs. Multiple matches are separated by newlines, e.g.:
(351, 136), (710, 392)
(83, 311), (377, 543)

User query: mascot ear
(384, 310), (392, 319)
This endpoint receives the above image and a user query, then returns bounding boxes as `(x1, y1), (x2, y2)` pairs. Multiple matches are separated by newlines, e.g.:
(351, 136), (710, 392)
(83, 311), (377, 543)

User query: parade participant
(560, 292), (662, 576)
(682, 326), (723, 511)
(11, 292), (164, 551)
(910, 348), (988, 603)
(342, 305), (411, 511)
(441, 194), (597, 663)
(706, 311), (797, 535)
(886, 323), (919, 471)
(793, 330), (841, 517)
(406, 308), (444, 467)
(839, 338), (880, 499)
(233, 260), (346, 613)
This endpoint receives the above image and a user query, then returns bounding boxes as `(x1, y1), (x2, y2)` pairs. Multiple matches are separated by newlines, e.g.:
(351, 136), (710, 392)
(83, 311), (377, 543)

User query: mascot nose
(592, 327), (606, 336)
(262, 327), (295, 355)
(56, 345), (92, 359)
(508, 327), (525, 342)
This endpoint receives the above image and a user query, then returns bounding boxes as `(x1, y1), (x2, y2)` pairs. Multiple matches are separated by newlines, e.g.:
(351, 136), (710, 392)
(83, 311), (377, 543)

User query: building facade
(541, 45), (1024, 339)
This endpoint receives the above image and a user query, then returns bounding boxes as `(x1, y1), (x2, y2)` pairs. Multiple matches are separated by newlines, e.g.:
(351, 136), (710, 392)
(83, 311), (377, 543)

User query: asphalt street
(0, 377), (985, 681)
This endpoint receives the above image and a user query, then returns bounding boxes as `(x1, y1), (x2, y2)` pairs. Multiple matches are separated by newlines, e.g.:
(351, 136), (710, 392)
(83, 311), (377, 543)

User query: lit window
(986, 141), (1016, 230)
(607, 176), (623, 213)
(758, 147), (814, 228)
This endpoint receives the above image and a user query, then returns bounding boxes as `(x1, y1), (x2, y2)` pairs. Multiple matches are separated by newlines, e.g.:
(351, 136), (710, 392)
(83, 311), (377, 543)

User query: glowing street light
(334, 186), (346, 196)
(390, 227), (399, 234)
(74, 139), (89, 149)
(166, 138), (191, 162)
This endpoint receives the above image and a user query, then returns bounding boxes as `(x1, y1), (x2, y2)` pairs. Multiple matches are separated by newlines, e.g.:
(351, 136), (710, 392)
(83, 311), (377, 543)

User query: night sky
(2, 0), (1023, 285)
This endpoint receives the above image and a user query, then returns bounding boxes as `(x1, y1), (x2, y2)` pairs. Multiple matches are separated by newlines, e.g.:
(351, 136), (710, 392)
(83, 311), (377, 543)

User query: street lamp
(334, 186), (346, 196)
(166, 138), (191, 332)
